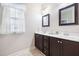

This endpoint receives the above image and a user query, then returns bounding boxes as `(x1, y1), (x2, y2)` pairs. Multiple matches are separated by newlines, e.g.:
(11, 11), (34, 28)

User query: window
(0, 4), (25, 34)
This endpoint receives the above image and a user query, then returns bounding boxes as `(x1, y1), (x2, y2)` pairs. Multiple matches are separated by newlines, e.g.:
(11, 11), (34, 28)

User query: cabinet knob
(60, 41), (62, 44)
(58, 41), (60, 43)
(57, 41), (62, 43)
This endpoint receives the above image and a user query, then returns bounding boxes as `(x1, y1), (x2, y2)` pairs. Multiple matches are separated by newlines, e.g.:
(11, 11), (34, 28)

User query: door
(50, 37), (63, 56)
(62, 39), (79, 56)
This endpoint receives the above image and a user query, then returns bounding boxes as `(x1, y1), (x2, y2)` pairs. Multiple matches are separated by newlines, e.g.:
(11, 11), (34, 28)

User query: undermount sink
(48, 32), (69, 36)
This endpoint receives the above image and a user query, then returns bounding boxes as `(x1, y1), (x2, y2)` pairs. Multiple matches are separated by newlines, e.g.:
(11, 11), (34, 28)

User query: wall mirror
(59, 3), (78, 26)
(42, 14), (50, 27)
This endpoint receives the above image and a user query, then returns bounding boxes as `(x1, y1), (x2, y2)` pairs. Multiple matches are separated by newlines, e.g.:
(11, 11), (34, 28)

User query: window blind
(0, 4), (25, 34)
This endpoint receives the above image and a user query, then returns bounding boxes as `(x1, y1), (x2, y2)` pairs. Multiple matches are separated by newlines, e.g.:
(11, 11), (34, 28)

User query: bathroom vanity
(35, 33), (79, 56)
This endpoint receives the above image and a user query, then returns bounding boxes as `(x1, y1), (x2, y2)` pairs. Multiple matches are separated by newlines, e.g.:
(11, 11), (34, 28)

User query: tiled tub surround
(35, 32), (79, 42)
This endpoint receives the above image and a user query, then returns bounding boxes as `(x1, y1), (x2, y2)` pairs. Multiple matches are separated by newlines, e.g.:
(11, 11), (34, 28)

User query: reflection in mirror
(61, 6), (75, 24)
(59, 3), (78, 26)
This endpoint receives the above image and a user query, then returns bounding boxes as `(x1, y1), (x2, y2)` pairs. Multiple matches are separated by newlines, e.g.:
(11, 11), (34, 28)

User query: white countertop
(35, 32), (79, 42)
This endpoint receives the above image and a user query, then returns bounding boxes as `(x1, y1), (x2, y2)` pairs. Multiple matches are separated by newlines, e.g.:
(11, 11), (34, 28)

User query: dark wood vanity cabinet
(35, 33), (79, 56)
(35, 34), (50, 55)
(35, 34), (43, 52)
(50, 37), (63, 56)
(62, 40), (79, 56)
(50, 37), (79, 56)
(43, 36), (50, 56)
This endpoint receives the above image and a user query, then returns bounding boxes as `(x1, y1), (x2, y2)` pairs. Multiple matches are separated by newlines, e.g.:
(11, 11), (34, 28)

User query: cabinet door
(43, 36), (50, 56)
(50, 37), (62, 56)
(35, 34), (43, 52)
(63, 40), (79, 56)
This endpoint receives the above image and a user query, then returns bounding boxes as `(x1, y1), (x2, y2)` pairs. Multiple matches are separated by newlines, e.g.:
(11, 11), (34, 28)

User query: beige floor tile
(9, 48), (45, 56)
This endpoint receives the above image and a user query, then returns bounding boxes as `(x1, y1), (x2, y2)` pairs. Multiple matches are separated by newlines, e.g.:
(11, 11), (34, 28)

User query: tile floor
(9, 48), (45, 56)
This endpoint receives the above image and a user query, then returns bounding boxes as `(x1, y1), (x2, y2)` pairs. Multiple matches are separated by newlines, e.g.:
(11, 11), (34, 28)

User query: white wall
(41, 3), (79, 36)
(0, 3), (41, 55)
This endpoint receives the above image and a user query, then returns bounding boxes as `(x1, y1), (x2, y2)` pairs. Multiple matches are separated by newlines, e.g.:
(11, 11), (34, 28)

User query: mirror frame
(59, 3), (78, 26)
(42, 14), (50, 27)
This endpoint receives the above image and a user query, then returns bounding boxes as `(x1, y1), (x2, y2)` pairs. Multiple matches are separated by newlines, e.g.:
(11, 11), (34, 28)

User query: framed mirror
(42, 14), (50, 27)
(59, 3), (78, 26)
